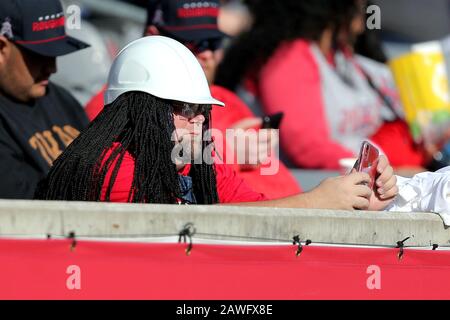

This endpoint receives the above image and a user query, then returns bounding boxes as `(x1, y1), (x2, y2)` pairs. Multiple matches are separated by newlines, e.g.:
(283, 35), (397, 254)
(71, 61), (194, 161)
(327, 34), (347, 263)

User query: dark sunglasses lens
(209, 38), (222, 51)
(189, 38), (222, 53)
(173, 103), (210, 118)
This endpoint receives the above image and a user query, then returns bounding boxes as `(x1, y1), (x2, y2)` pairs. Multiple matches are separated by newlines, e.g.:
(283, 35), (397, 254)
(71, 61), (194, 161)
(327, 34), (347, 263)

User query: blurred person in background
(85, 0), (302, 199)
(0, 0), (89, 199)
(215, 0), (437, 172)
(35, 35), (398, 212)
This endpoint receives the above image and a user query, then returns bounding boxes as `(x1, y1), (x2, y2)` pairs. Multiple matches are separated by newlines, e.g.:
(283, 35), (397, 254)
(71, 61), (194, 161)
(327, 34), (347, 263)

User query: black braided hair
(34, 91), (219, 204)
(215, 0), (360, 91)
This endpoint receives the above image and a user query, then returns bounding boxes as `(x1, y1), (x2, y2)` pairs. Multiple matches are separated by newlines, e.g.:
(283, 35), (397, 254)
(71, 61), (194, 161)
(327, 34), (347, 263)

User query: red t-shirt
(100, 144), (268, 203)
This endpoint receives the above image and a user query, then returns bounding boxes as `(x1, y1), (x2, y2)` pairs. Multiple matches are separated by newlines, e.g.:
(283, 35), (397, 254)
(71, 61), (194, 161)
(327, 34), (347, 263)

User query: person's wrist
(303, 188), (328, 210)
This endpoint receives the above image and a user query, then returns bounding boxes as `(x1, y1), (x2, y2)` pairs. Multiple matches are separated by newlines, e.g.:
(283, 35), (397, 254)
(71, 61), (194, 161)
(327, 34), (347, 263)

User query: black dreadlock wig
(34, 91), (219, 204)
(215, 0), (361, 91)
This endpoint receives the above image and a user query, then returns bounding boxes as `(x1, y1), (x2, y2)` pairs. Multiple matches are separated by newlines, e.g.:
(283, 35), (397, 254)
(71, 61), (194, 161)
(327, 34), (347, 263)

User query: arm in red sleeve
(214, 163), (268, 203)
(210, 84), (259, 172)
(210, 85), (254, 133)
(259, 40), (354, 169)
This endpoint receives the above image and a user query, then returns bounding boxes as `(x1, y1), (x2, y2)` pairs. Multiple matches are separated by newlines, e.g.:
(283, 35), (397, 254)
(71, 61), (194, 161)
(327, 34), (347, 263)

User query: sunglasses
(172, 101), (212, 119)
(185, 38), (223, 54)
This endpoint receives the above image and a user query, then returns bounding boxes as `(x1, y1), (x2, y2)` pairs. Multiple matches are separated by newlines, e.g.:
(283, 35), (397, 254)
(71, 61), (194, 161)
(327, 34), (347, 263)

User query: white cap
(104, 36), (225, 107)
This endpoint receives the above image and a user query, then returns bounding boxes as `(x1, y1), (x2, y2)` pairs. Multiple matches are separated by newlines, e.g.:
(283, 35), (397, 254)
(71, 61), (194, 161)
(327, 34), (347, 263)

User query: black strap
(396, 237), (410, 260)
(67, 231), (77, 252)
(359, 66), (402, 121)
(178, 223), (196, 255)
(292, 235), (312, 257)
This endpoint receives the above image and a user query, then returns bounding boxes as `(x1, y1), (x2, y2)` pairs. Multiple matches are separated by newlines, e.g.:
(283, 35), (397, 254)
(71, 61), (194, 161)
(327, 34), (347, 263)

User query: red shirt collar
(178, 164), (191, 176)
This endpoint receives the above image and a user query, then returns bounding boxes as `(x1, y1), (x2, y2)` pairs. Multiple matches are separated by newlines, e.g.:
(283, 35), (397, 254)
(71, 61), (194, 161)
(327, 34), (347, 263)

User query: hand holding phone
(352, 141), (380, 190)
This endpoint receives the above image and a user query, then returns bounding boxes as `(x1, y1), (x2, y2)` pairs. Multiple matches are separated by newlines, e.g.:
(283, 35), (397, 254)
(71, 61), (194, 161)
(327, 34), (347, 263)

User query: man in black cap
(144, 0), (225, 84)
(0, 0), (90, 199)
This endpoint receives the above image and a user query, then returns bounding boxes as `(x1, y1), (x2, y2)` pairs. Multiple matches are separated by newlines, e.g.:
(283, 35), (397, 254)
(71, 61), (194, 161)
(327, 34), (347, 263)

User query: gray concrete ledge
(0, 200), (448, 247)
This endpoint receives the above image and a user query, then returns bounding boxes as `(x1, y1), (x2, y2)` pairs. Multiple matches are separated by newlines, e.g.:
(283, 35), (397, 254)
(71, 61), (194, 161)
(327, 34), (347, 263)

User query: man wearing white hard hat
(35, 36), (398, 211)
(85, 0), (302, 200)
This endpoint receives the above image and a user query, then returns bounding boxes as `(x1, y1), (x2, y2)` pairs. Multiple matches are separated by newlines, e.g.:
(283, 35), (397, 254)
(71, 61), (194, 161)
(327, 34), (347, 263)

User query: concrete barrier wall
(0, 200), (449, 247)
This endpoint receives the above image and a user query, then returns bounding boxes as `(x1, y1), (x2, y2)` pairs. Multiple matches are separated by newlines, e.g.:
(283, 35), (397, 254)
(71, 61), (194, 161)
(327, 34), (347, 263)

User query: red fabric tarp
(1, 238), (450, 300)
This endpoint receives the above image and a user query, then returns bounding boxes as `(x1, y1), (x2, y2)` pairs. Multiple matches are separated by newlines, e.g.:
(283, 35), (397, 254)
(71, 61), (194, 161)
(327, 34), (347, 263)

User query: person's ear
(144, 25), (160, 36)
(0, 35), (10, 66)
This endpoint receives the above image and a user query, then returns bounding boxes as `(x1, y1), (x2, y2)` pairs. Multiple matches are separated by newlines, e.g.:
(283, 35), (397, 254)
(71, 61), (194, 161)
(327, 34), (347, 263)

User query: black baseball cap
(0, 0), (90, 57)
(146, 0), (226, 42)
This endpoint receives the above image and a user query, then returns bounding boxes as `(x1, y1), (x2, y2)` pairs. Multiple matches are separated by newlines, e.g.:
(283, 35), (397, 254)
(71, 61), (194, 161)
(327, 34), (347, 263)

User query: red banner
(1, 238), (450, 300)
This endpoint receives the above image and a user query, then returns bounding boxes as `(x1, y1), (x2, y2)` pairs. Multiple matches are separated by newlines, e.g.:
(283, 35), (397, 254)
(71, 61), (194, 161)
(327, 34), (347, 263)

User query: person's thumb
(231, 117), (263, 130)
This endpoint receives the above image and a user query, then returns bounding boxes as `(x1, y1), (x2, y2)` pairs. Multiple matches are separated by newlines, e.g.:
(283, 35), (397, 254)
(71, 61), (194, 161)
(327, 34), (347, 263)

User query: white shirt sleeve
(385, 167), (450, 226)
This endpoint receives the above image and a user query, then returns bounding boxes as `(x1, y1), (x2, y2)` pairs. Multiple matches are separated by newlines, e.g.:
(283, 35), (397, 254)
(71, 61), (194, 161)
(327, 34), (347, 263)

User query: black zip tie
(46, 234), (52, 239)
(178, 223), (196, 256)
(432, 244), (439, 251)
(396, 237), (410, 260)
(292, 235), (311, 257)
(67, 231), (77, 252)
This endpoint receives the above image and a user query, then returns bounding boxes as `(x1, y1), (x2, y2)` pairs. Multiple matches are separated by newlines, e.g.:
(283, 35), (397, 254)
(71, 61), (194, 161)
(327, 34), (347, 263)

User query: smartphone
(262, 112), (284, 129)
(353, 141), (380, 189)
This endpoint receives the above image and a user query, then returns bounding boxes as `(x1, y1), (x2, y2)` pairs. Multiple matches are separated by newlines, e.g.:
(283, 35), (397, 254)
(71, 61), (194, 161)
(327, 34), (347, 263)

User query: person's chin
(31, 84), (48, 98)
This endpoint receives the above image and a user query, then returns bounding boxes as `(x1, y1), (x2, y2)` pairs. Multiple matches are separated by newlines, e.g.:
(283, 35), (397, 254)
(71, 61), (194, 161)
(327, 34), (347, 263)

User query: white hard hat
(104, 36), (225, 107)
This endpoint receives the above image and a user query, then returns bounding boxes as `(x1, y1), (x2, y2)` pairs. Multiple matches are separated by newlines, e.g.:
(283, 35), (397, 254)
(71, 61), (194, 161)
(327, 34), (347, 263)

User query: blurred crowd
(0, 0), (449, 211)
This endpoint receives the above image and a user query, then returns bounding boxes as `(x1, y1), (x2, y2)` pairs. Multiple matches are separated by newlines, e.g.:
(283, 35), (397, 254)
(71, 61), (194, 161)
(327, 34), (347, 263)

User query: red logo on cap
(32, 17), (65, 32)
(178, 7), (219, 18)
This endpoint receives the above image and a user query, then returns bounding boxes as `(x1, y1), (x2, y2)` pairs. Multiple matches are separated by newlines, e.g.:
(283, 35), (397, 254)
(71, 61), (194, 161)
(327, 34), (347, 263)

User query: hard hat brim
(187, 96), (225, 107)
(105, 89), (225, 107)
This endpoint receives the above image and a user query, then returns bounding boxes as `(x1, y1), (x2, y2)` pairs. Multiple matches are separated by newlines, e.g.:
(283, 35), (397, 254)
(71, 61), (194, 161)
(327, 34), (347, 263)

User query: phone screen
(353, 141), (379, 189)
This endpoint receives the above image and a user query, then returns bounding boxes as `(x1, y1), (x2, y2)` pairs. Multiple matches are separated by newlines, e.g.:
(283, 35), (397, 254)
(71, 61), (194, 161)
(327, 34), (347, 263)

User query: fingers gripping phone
(353, 141), (380, 189)
(262, 112), (284, 129)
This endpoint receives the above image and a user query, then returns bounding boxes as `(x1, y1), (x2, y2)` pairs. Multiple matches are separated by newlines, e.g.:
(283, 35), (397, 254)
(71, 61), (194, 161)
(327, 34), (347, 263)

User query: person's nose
(189, 113), (206, 124)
